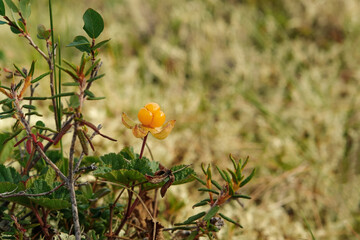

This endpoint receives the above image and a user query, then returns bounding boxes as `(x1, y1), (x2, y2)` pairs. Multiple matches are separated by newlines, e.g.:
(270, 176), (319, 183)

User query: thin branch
(68, 121), (81, 240)
(22, 34), (49, 61)
(28, 114), (75, 170)
(12, 89), (67, 182)
(74, 124), (102, 172)
(0, 182), (65, 198)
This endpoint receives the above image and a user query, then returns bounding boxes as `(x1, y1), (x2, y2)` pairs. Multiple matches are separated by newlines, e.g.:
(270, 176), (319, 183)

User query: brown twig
(68, 121), (82, 240)
(0, 182), (65, 198)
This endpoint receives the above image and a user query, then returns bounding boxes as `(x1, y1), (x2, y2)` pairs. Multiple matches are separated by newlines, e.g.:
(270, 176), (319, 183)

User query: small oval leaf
(83, 8), (104, 39)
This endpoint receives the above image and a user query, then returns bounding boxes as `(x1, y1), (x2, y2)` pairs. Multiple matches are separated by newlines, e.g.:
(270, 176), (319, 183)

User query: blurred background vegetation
(1, 0), (360, 239)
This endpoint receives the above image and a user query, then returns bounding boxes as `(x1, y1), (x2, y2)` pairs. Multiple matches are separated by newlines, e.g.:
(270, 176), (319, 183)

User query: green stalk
(58, 36), (64, 163)
(48, 0), (59, 130)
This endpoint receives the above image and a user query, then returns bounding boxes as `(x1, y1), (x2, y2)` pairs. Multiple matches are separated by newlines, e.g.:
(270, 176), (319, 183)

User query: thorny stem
(139, 134), (148, 159)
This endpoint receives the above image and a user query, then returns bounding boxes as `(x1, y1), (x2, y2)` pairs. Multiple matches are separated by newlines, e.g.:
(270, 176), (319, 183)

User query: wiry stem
(12, 88), (67, 182)
(139, 134), (148, 159)
(68, 121), (81, 240)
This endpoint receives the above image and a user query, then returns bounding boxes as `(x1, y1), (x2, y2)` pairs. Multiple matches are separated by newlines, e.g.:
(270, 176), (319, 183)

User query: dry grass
(1, 0), (360, 239)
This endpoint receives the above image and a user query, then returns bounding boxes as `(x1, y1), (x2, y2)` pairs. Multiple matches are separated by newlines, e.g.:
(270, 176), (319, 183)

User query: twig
(12, 90), (67, 182)
(68, 121), (82, 240)
(74, 124), (102, 172)
(23, 34), (49, 61)
(108, 188), (125, 237)
(0, 182), (65, 198)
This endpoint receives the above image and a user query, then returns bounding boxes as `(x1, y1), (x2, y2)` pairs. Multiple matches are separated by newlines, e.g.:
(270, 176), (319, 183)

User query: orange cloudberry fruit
(138, 107), (153, 126)
(150, 110), (166, 128)
(145, 102), (160, 113)
(138, 102), (166, 128)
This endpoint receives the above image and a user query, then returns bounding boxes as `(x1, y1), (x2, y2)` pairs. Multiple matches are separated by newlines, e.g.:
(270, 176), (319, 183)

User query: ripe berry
(145, 102), (160, 113)
(150, 110), (165, 128)
(138, 103), (166, 128)
(138, 107), (153, 126)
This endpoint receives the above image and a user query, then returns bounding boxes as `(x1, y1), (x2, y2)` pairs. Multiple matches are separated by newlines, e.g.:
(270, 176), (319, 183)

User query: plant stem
(139, 134), (148, 159)
(68, 122), (81, 240)
(108, 189), (125, 237)
(48, 0), (59, 130)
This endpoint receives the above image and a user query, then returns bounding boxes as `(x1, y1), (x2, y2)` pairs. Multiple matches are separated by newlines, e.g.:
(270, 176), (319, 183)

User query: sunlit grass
(1, 0), (360, 239)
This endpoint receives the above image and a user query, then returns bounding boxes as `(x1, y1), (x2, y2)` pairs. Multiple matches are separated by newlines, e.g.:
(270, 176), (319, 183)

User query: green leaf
(211, 180), (222, 190)
(28, 60), (35, 77)
(4, 0), (18, 12)
(100, 152), (129, 170)
(171, 165), (196, 185)
(62, 82), (79, 86)
(177, 212), (206, 225)
(223, 170), (231, 183)
(84, 58), (100, 76)
(203, 205), (220, 221)
(13, 64), (26, 78)
(0, 0), (5, 16)
(0, 182), (30, 207)
(87, 96), (105, 101)
(37, 24), (50, 40)
(0, 133), (15, 164)
(44, 167), (56, 186)
(19, 0), (31, 19)
(232, 194), (251, 199)
(198, 188), (219, 195)
(87, 73), (105, 83)
(0, 20), (7, 24)
(93, 39), (110, 50)
(27, 179), (52, 194)
(62, 59), (78, 72)
(216, 166), (227, 182)
(68, 95), (80, 109)
(83, 8), (104, 39)
(240, 168), (255, 187)
(23, 96), (47, 100)
(56, 64), (78, 81)
(94, 169), (145, 185)
(193, 175), (206, 186)
(22, 104), (36, 110)
(130, 157), (154, 175)
(84, 89), (95, 98)
(228, 169), (239, 185)
(67, 35), (91, 53)
(218, 213), (243, 228)
(31, 71), (50, 84)
(10, 24), (21, 34)
(51, 92), (76, 99)
(241, 156), (249, 170)
(25, 111), (42, 117)
(0, 164), (22, 183)
(120, 146), (136, 161)
(192, 199), (210, 208)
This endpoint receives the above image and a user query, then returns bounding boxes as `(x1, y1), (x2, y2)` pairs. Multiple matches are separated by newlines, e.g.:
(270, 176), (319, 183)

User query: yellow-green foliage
(1, 0), (360, 239)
